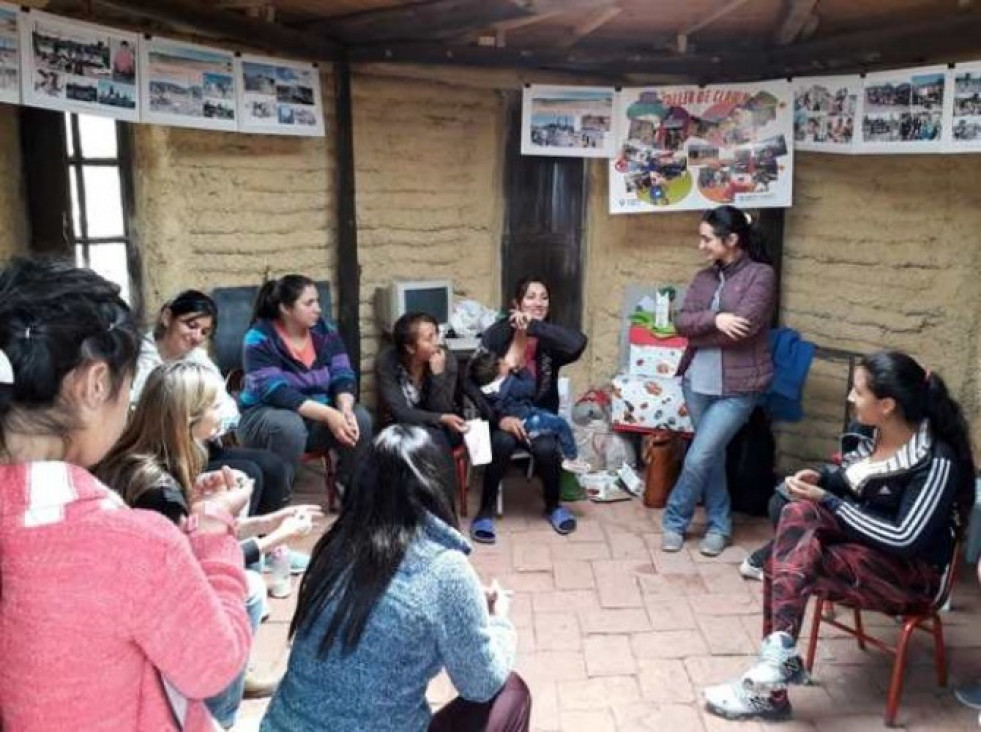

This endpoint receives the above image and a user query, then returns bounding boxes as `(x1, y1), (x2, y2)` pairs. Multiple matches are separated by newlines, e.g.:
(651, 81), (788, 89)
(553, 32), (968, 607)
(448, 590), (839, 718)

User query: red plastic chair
(453, 445), (471, 517)
(803, 545), (961, 727)
(302, 449), (339, 513)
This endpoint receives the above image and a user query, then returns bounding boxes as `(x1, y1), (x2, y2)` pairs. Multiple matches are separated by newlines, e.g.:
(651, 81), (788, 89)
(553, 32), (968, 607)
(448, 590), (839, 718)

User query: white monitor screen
(403, 286), (450, 324)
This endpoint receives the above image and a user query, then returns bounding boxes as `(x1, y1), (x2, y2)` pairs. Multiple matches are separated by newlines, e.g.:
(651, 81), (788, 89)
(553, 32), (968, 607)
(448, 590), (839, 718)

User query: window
(63, 113), (136, 303)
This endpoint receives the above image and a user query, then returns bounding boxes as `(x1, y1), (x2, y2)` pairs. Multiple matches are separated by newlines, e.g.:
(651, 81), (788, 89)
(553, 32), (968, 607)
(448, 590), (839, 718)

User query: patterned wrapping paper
(611, 373), (693, 433)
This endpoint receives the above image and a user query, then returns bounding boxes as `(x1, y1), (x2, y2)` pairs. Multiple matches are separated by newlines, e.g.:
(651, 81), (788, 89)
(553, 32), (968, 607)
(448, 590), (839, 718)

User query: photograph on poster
(140, 38), (237, 130)
(793, 76), (858, 152)
(858, 66), (947, 152)
(520, 85), (616, 158)
(0, 3), (19, 104)
(609, 81), (793, 213)
(237, 55), (324, 136)
(19, 11), (139, 121)
(947, 63), (981, 151)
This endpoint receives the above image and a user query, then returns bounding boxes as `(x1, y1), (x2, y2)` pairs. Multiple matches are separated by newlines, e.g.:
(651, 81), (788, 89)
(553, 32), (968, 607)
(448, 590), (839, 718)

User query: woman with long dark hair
(261, 425), (530, 732)
(0, 259), (251, 730)
(661, 204), (776, 557)
(463, 276), (587, 542)
(705, 350), (976, 722)
(237, 274), (372, 496)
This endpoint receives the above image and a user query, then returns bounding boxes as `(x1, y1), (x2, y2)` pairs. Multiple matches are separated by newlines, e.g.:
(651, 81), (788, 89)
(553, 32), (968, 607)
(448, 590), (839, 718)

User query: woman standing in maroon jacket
(661, 205), (776, 557)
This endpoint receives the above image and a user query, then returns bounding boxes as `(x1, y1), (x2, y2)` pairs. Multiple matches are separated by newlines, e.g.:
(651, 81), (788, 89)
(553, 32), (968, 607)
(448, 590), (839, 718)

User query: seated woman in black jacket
(704, 350), (976, 722)
(464, 277), (587, 544)
(376, 312), (467, 450)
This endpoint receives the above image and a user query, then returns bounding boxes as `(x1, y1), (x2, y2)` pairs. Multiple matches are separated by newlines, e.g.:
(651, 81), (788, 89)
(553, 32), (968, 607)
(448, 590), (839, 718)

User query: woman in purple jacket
(661, 205), (776, 557)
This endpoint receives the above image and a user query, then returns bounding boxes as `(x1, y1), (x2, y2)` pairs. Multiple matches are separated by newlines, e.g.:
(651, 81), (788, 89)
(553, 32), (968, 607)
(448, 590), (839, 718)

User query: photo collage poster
(946, 61), (981, 152)
(19, 10), (139, 122)
(0, 1), (19, 105)
(858, 65), (948, 154)
(140, 37), (238, 132)
(609, 80), (794, 214)
(236, 54), (325, 137)
(520, 84), (617, 158)
(793, 76), (860, 153)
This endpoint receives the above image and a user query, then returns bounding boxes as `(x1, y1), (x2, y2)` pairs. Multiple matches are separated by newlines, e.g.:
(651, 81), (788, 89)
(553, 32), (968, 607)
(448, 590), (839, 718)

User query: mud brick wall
(0, 106), (26, 261)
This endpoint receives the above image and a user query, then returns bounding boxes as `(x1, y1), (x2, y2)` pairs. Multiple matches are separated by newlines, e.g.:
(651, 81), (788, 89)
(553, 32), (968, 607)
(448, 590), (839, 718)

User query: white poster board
(857, 65), (949, 154)
(140, 36), (237, 131)
(19, 10), (139, 122)
(520, 84), (617, 158)
(0, 2), (20, 105)
(945, 61), (981, 153)
(609, 80), (793, 214)
(793, 75), (860, 154)
(236, 54), (324, 136)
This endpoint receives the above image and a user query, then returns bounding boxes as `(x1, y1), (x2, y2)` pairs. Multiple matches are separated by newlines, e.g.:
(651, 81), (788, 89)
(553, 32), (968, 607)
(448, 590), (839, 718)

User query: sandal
(469, 517), (497, 545)
(546, 506), (577, 536)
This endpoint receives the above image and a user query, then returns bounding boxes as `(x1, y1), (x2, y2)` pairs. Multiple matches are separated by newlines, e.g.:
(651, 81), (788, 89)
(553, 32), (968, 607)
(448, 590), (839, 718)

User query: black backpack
(726, 406), (776, 517)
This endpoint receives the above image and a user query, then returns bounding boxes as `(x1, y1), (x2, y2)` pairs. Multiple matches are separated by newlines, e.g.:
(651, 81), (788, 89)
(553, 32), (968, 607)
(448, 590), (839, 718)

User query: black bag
(725, 406), (776, 517)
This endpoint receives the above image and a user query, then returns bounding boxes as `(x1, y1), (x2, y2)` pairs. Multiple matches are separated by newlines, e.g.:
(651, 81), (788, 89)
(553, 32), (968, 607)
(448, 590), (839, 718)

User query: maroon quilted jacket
(675, 255), (776, 395)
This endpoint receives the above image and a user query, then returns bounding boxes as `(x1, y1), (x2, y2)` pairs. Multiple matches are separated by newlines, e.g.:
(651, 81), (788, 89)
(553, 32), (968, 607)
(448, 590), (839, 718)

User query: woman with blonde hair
(97, 360), (321, 728)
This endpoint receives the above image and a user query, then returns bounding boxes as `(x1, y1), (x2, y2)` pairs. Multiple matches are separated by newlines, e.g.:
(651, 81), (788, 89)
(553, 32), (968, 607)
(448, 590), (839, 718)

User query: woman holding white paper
(376, 311), (467, 451)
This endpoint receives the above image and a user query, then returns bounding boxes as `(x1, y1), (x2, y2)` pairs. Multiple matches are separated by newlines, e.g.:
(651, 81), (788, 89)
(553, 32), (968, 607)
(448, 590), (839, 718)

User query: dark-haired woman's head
(851, 351), (930, 428)
(153, 290), (217, 359)
(512, 276), (551, 322)
(700, 205), (771, 265)
(392, 312), (440, 366)
(0, 258), (141, 467)
(251, 274), (319, 328)
(290, 425), (457, 655)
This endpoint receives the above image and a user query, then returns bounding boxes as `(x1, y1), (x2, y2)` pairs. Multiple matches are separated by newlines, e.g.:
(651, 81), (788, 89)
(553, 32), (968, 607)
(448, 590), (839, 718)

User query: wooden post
(334, 55), (361, 379)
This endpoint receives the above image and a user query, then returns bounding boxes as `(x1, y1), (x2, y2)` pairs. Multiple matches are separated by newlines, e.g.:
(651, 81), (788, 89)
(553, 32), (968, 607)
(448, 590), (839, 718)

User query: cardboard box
(626, 327), (687, 379)
(611, 373), (694, 433)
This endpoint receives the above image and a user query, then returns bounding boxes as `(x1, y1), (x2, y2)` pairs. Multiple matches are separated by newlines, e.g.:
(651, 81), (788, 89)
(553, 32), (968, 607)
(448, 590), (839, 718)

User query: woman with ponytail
(0, 259), (251, 730)
(704, 350), (976, 722)
(662, 204), (777, 557)
(237, 275), (372, 499)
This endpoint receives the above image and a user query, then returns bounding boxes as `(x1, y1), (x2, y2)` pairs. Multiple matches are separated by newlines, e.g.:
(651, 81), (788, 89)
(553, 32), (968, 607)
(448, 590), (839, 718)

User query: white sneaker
(704, 680), (792, 721)
(741, 631), (810, 691)
(561, 457), (591, 475)
(739, 557), (764, 582)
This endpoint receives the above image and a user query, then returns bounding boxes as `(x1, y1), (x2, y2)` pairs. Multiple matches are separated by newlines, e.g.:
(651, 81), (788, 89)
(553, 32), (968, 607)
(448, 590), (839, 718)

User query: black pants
(429, 673), (531, 732)
(747, 490), (791, 567)
(207, 443), (293, 516)
(477, 430), (562, 519)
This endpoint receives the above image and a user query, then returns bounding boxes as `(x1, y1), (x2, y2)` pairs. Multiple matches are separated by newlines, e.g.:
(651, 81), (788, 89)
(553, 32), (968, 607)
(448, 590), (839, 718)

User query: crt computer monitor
(376, 279), (453, 334)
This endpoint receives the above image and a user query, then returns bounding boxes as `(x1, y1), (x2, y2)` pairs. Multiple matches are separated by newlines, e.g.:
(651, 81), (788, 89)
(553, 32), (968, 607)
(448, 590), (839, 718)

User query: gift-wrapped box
(627, 327), (687, 379)
(611, 372), (693, 433)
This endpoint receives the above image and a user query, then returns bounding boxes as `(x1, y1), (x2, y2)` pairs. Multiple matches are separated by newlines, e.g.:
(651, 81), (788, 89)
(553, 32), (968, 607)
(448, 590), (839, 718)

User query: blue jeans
(524, 409), (577, 460)
(662, 385), (757, 538)
(206, 569), (266, 728)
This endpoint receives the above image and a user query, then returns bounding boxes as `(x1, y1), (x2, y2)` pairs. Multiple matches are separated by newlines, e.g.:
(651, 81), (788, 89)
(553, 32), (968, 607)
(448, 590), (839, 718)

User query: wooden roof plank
(557, 6), (623, 49)
(774, 0), (820, 45)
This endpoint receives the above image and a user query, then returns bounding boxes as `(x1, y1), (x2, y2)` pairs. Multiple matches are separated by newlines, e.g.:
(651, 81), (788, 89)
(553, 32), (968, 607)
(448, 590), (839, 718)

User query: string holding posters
(520, 84), (617, 158)
(857, 65), (948, 154)
(0, 2), (19, 105)
(793, 76), (860, 153)
(609, 81), (793, 214)
(140, 37), (237, 131)
(19, 10), (139, 121)
(236, 54), (324, 136)
(945, 61), (981, 153)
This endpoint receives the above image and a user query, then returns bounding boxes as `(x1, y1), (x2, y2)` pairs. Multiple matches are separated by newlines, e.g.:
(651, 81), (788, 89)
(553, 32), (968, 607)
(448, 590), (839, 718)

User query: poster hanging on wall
(19, 10), (139, 121)
(945, 61), (981, 153)
(857, 65), (948, 154)
(520, 85), (617, 158)
(140, 37), (237, 131)
(0, 2), (20, 105)
(236, 54), (324, 136)
(609, 80), (793, 214)
(793, 75), (860, 153)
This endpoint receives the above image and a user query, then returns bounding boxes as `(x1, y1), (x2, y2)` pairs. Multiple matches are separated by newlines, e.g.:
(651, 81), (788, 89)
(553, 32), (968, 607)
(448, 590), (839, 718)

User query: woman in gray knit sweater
(261, 425), (531, 732)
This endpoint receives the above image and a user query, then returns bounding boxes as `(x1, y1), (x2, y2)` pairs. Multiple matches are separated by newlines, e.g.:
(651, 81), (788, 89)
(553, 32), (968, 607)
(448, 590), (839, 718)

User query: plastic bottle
(642, 430), (681, 509)
(269, 545), (292, 599)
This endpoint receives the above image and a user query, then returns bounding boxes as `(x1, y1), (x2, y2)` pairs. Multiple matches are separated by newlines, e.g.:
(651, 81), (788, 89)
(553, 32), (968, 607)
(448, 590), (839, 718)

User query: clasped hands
(783, 468), (827, 503)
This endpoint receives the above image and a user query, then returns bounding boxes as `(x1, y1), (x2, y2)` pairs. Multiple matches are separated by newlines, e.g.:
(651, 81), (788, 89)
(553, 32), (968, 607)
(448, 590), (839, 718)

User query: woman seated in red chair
(704, 350), (976, 722)
(376, 312), (468, 451)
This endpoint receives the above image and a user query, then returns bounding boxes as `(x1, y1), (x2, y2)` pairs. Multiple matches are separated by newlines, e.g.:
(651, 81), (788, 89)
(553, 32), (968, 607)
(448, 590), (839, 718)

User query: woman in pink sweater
(0, 258), (252, 731)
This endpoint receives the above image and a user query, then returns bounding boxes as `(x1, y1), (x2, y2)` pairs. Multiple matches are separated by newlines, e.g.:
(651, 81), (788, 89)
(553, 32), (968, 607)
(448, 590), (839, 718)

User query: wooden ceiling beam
(557, 6), (622, 49)
(774, 0), (819, 45)
(90, 0), (338, 59)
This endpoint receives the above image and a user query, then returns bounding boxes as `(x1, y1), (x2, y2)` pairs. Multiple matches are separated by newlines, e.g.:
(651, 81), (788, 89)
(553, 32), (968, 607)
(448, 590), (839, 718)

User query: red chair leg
(455, 453), (468, 518)
(931, 614), (948, 686)
(854, 608), (867, 651)
(884, 620), (917, 727)
(805, 597), (824, 672)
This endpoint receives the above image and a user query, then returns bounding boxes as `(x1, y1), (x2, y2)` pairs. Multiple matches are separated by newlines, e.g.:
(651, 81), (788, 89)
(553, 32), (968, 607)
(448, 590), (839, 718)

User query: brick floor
(235, 465), (981, 730)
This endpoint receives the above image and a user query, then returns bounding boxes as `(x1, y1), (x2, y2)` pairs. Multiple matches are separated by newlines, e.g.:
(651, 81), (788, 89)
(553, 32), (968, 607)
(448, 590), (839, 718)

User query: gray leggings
(237, 404), (373, 489)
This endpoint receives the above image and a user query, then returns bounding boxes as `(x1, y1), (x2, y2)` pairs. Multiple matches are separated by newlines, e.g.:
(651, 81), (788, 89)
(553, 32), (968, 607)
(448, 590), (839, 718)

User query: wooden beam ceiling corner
(774, 0), (819, 46)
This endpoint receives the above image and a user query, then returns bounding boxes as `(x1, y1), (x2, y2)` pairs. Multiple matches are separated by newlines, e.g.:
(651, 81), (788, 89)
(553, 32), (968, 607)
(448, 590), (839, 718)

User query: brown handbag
(641, 430), (682, 508)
